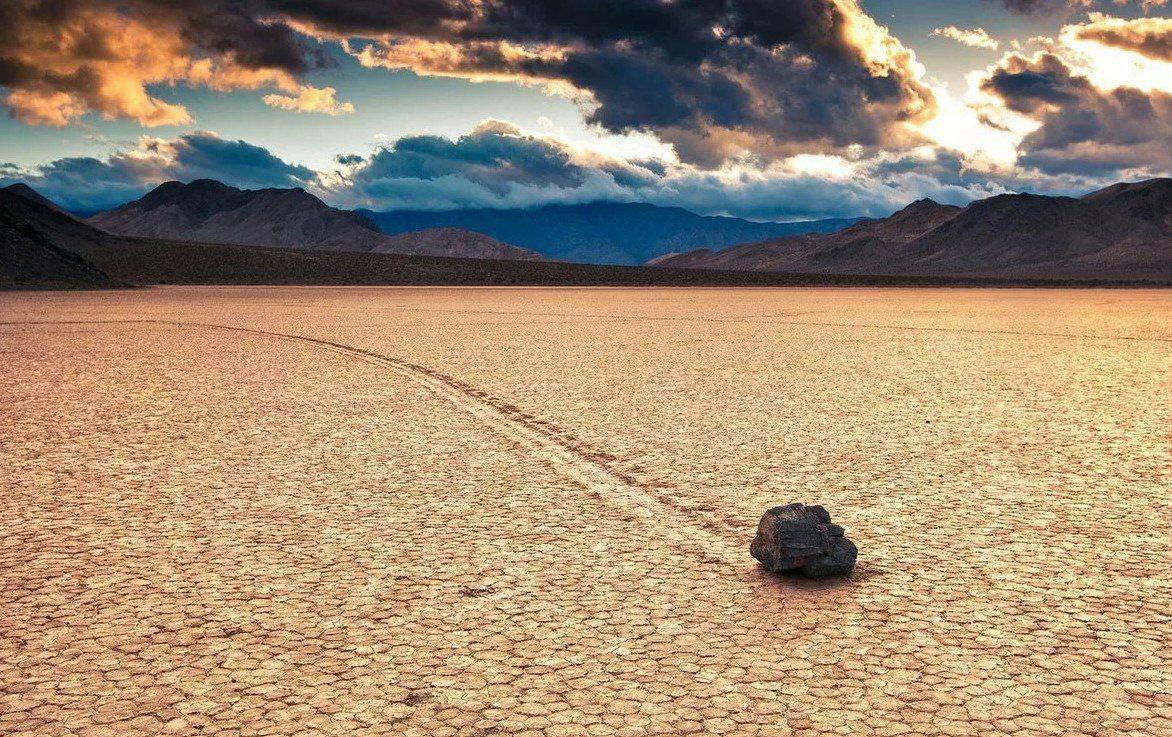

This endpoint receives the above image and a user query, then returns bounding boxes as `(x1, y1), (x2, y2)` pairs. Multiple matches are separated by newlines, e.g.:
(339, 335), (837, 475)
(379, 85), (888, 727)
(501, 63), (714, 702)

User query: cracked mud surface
(2, 286), (1170, 737)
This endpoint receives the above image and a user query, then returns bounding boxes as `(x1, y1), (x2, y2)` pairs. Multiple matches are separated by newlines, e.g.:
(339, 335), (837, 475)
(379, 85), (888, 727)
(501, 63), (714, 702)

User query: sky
(0, 0), (1169, 220)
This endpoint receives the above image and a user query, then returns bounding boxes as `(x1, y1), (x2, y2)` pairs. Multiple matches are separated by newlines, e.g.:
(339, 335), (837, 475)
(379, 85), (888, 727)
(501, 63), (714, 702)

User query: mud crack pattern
(2, 286), (1170, 737)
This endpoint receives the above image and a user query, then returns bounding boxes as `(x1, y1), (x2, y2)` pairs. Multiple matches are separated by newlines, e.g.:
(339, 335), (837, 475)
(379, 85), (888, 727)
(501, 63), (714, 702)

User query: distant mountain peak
(87, 177), (540, 261)
(178, 178), (229, 189)
(3, 182), (71, 216)
(653, 178), (1170, 281)
(1082, 177), (1172, 206)
(149, 178), (236, 196)
(4, 182), (45, 199)
(141, 179), (318, 204)
(904, 197), (941, 208)
(892, 197), (958, 216)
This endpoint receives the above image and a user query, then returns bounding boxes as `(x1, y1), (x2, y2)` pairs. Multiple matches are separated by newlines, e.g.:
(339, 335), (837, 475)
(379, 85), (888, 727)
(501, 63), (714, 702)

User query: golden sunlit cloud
(1059, 14), (1172, 93)
(932, 26), (1000, 50)
(5, 89), (106, 128)
(3, 0), (938, 167)
(263, 86), (356, 116)
(3, 7), (192, 127)
(0, 3), (353, 127)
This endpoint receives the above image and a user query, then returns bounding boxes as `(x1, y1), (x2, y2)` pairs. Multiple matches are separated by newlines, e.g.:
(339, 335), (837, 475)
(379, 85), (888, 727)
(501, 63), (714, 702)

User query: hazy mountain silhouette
(89, 180), (542, 261)
(361, 202), (859, 265)
(655, 179), (1171, 281)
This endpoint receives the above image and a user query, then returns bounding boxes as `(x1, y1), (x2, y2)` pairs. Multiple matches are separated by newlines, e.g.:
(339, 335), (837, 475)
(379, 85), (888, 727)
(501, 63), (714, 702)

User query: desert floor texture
(2, 286), (1170, 737)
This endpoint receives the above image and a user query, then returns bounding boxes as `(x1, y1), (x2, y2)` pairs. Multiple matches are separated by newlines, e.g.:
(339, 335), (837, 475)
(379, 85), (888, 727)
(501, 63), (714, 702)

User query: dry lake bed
(2, 286), (1170, 737)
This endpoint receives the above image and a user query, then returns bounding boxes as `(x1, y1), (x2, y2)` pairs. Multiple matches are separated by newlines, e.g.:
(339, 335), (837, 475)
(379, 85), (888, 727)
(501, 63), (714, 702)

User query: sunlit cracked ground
(2, 286), (1170, 737)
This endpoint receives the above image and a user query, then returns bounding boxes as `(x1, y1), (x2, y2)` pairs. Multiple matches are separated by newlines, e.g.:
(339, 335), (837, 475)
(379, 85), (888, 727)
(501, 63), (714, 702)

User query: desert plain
(1, 286), (1169, 737)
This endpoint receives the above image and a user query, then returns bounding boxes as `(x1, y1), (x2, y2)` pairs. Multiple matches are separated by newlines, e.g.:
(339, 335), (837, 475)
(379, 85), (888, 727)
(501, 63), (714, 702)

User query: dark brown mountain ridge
(7, 183), (1133, 290)
(5, 180), (1169, 288)
(1, 187), (117, 288)
(654, 178), (1171, 281)
(88, 180), (543, 261)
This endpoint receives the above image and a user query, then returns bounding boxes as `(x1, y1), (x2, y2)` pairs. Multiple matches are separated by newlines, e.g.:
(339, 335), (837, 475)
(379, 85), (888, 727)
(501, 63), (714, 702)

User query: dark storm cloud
(981, 53), (1085, 112)
(340, 120), (662, 209)
(365, 122), (586, 188)
(0, 0), (935, 162)
(980, 52), (1172, 176)
(994, 0), (1163, 15)
(2, 132), (315, 211)
(319, 0), (936, 163)
(329, 120), (1012, 219)
(164, 132), (317, 186)
(1, 156), (157, 212)
(179, 7), (332, 74)
(267, 0), (471, 37)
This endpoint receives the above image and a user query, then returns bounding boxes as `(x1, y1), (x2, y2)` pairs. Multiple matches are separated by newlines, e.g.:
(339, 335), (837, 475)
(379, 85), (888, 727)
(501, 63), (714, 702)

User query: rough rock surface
(750, 503), (858, 577)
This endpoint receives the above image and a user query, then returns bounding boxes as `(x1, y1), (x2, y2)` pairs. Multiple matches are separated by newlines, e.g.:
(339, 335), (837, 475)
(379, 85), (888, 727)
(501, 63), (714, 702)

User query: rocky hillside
(89, 180), (542, 261)
(654, 179), (1171, 281)
(1, 187), (116, 288)
(373, 227), (543, 261)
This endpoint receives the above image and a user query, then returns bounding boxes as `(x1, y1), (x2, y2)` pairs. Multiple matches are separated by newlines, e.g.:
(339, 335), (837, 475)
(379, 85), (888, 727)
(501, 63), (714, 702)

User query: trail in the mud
(1, 319), (746, 562)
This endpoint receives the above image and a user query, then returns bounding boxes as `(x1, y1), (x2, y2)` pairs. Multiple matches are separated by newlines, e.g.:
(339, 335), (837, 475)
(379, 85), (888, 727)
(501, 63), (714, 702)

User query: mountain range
(654, 179), (1171, 281)
(88, 180), (543, 261)
(4, 184), (988, 289)
(4, 177), (1169, 287)
(360, 203), (858, 265)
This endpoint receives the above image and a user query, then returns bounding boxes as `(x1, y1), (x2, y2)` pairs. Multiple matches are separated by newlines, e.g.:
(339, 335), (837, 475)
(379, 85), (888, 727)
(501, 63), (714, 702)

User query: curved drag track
(3, 318), (746, 558)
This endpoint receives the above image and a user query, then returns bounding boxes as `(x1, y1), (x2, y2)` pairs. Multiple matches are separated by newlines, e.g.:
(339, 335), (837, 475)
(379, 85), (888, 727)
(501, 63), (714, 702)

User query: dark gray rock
(750, 503), (857, 578)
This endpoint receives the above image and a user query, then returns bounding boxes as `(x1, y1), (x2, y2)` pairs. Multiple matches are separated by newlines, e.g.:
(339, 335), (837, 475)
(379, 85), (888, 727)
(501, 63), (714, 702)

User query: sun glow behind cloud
(914, 11), (1172, 172)
(784, 154), (857, 179)
(1060, 15), (1172, 93)
(918, 84), (1027, 167)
